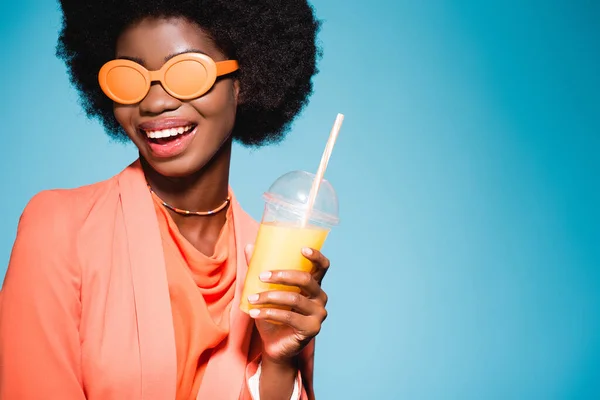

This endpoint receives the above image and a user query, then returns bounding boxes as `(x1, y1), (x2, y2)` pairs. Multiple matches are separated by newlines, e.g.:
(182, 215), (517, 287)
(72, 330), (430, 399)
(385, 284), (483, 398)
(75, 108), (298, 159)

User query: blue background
(1, 0), (599, 398)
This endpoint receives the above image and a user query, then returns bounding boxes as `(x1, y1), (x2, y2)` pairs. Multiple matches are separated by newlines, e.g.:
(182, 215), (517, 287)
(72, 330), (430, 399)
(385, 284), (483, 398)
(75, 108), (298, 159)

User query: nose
(138, 82), (181, 115)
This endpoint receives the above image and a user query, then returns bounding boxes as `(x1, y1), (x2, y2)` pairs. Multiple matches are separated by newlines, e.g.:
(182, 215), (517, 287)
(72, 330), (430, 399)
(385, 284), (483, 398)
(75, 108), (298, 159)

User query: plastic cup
(239, 170), (339, 314)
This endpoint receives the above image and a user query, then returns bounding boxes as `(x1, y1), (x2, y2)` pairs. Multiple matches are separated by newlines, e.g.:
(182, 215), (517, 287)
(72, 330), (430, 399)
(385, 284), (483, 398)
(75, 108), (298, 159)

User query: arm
(246, 340), (315, 400)
(0, 192), (85, 399)
(247, 357), (301, 400)
(259, 355), (298, 400)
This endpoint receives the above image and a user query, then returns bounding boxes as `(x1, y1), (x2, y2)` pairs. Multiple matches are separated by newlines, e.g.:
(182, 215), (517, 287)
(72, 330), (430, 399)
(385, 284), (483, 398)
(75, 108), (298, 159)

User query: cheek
(113, 105), (137, 139)
(191, 81), (238, 119)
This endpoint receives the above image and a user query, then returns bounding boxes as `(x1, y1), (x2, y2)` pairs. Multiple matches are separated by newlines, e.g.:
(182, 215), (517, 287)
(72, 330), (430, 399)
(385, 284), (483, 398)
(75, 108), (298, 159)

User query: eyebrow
(116, 49), (208, 66)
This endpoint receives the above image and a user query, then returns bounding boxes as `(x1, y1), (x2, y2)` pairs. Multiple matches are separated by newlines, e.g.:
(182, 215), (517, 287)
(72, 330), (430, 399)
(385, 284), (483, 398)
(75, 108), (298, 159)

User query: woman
(0, 1), (330, 399)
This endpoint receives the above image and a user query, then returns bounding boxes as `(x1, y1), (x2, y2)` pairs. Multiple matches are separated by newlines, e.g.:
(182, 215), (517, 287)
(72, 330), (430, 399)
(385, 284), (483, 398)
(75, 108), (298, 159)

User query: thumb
(244, 244), (255, 264)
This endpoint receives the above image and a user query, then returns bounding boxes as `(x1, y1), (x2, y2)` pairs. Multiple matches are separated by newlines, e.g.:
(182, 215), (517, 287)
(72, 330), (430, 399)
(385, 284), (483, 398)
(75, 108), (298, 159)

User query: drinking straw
(301, 113), (344, 227)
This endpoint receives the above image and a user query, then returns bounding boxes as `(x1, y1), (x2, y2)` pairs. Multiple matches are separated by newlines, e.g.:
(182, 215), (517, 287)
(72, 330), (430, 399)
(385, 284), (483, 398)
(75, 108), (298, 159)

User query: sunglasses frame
(98, 52), (239, 104)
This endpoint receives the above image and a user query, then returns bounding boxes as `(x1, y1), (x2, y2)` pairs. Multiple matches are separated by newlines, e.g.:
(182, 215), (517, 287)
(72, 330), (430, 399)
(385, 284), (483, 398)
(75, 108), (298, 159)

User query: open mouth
(142, 124), (197, 144)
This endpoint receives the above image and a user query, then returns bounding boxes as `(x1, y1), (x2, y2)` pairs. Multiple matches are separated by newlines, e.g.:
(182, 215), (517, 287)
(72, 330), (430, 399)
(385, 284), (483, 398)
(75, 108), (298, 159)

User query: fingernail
(302, 247), (313, 256)
(248, 294), (259, 303)
(249, 308), (260, 318)
(259, 271), (272, 281)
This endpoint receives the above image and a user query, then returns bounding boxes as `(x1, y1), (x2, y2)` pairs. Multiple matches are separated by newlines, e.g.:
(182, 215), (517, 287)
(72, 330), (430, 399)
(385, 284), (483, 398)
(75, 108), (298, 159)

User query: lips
(137, 118), (198, 158)
(138, 118), (196, 131)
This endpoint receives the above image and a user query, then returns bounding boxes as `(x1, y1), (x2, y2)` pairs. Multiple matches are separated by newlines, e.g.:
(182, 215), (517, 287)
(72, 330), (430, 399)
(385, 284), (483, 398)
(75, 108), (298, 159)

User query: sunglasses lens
(165, 60), (211, 99)
(105, 66), (147, 103)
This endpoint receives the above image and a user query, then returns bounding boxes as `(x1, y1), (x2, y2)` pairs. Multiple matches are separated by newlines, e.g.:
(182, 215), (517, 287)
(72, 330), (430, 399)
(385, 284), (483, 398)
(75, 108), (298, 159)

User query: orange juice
(240, 222), (329, 313)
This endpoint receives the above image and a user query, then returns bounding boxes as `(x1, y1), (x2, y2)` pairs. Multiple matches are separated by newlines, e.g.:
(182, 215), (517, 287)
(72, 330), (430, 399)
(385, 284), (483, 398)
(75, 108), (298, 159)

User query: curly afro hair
(56, 0), (322, 146)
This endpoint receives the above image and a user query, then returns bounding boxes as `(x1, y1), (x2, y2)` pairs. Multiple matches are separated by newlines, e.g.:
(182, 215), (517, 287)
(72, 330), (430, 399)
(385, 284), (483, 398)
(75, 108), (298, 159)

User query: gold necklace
(147, 184), (230, 216)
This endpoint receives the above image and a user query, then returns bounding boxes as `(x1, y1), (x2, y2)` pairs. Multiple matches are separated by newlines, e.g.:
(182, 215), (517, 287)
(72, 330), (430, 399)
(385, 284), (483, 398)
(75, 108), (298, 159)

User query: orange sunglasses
(98, 52), (239, 104)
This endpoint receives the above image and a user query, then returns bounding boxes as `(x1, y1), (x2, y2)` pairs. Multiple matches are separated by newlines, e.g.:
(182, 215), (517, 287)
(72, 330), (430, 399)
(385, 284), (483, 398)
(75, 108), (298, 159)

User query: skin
(113, 16), (330, 399)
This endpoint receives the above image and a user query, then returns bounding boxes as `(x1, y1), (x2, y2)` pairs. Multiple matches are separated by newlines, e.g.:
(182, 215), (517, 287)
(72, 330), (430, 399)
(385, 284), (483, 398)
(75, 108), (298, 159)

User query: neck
(141, 138), (232, 227)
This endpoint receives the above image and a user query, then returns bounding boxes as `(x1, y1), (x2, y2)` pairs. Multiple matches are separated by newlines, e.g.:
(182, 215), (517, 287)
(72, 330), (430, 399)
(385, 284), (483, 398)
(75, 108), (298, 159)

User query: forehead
(115, 17), (223, 68)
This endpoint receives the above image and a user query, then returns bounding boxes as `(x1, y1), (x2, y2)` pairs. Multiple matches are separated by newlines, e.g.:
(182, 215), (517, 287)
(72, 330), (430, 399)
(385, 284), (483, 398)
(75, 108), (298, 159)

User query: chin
(142, 154), (212, 179)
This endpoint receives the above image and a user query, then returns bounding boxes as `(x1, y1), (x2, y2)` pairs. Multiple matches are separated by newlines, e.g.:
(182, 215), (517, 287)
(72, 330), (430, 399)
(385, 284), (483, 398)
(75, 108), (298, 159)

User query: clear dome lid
(263, 170), (339, 226)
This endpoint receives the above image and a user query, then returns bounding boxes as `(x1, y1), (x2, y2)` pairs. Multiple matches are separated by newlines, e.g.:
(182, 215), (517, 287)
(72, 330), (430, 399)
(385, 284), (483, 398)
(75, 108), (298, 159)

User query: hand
(244, 245), (330, 364)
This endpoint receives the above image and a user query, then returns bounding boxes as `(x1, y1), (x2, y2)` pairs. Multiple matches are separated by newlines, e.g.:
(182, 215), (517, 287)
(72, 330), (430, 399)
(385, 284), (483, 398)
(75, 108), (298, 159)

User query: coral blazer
(0, 160), (314, 400)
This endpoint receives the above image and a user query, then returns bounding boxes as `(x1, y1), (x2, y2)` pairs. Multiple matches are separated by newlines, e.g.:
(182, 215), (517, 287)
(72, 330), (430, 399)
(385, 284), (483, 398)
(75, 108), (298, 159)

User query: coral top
(153, 194), (237, 399)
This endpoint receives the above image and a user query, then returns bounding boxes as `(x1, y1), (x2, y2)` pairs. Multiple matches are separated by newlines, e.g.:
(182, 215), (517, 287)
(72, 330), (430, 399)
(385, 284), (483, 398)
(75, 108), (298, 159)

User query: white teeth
(145, 125), (193, 139)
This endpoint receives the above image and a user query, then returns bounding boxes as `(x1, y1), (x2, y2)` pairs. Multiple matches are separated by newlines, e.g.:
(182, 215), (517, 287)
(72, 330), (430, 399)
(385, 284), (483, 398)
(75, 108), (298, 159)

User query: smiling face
(113, 16), (239, 178)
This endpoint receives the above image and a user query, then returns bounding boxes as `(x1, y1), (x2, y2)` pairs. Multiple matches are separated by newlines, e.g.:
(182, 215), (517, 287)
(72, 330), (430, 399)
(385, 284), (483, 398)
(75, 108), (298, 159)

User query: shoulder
(17, 177), (119, 238)
(6, 177), (120, 284)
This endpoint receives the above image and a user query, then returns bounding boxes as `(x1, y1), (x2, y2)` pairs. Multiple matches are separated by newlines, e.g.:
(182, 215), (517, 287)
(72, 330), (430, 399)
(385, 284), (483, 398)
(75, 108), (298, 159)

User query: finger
(244, 244), (254, 265)
(301, 248), (331, 284)
(261, 270), (322, 300)
(248, 307), (322, 335)
(247, 291), (322, 317)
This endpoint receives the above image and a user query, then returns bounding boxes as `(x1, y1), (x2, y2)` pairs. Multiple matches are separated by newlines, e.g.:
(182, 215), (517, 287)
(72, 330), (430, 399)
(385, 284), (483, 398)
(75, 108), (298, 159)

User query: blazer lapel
(118, 161), (177, 400)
